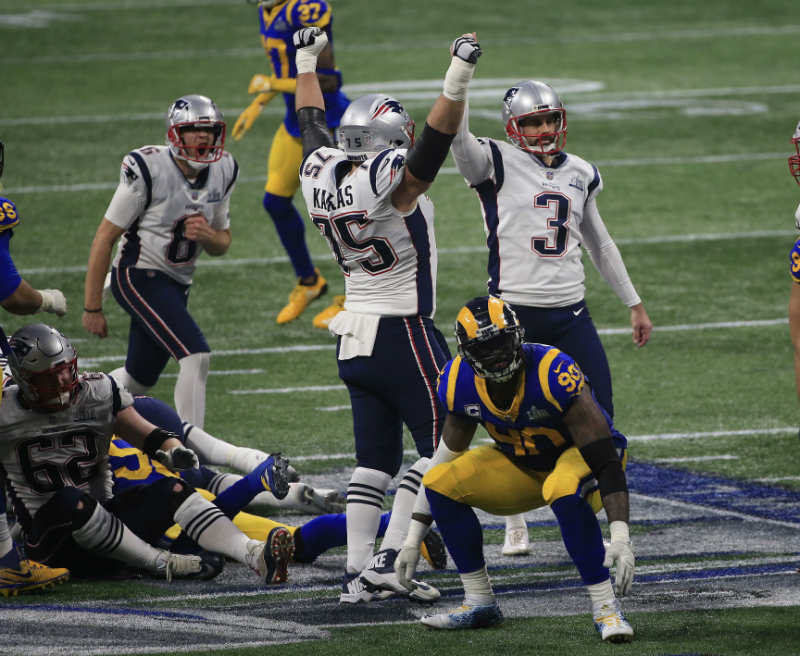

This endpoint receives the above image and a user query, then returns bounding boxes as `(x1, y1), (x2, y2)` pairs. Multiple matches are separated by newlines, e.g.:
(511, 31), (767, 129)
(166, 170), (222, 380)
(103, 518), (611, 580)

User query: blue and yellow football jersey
(109, 437), (177, 492)
(437, 342), (625, 470)
(257, 0), (349, 137)
(790, 236), (800, 284)
(0, 196), (22, 302)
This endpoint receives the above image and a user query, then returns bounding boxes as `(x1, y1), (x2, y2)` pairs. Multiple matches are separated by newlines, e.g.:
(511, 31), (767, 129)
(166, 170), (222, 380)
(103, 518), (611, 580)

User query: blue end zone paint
(626, 461), (800, 523)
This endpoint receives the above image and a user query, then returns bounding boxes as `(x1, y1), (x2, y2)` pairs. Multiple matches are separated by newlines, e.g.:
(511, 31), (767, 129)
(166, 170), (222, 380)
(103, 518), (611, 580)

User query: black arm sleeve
(143, 428), (180, 457)
(579, 437), (628, 497)
(406, 123), (455, 183)
(297, 106), (334, 158)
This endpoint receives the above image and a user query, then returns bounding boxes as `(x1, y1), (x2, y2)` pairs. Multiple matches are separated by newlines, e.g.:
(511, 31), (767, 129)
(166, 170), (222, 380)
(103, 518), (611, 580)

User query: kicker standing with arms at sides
(786, 120), (800, 438)
(396, 296), (635, 642)
(0, 140), (70, 595)
(450, 80), (652, 555)
(82, 95), (235, 429)
(233, 0), (350, 328)
(293, 27), (481, 601)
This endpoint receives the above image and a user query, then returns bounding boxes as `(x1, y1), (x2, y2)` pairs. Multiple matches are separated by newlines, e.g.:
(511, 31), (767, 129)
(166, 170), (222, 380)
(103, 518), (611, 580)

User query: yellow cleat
(312, 295), (345, 329)
(276, 268), (328, 324)
(0, 559), (70, 596)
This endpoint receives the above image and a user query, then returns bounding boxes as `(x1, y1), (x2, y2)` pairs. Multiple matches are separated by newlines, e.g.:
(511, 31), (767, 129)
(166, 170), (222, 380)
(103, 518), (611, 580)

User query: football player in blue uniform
(787, 121), (800, 438)
(233, 0), (350, 327)
(395, 296), (635, 642)
(0, 140), (70, 595)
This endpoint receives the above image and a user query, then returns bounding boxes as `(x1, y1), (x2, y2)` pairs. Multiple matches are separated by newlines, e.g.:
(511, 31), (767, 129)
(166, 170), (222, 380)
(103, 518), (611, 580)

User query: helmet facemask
(460, 331), (523, 382)
(790, 135), (800, 186)
(506, 108), (567, 156)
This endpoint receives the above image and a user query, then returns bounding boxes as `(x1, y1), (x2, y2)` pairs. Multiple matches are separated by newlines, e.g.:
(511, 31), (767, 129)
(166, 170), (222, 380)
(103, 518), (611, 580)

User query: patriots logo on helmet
(503, 87), (519, 107)
(371, 100), (404, 119)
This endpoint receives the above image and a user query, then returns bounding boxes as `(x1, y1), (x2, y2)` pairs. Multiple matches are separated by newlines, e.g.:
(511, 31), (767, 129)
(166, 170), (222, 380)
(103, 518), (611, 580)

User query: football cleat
(359, 548), (441, 602)
(312, 294), (345, 329)
(0, 560), (69, 596)
(420, 602), (503, 630)
(276, 268), (327, 324)
(502, 526), (530, 556)
(249, 453), (291, 500)
(593, 599), (634, 643)
(421, 528), (447, 569)
(300, 485), (346, 514)
(163, 553), (203, 582)
(339, 570), (392, 604)
(249, 527), (294, 584)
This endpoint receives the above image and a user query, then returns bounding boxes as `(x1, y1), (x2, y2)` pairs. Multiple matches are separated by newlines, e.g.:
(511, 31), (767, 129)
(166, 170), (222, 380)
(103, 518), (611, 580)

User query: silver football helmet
(502, 80), (567, 156)
(789, 120), (800, 186)
(335, 93), (415, 162)
(9, 323), (79, 412)
(166, 94), (226, 170)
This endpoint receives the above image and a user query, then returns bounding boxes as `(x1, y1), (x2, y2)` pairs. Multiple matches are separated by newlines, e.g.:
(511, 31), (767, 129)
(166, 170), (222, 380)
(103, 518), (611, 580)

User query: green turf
(1, 0), (799, 653)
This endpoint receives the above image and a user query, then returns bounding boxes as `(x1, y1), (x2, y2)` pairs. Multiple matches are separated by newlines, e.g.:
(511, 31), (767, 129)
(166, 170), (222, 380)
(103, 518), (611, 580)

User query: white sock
(72, 503), (162, 573)
(461, 566), (495, 606)
(173, 491), (250, 564)
(0, 516), (14, 557)
(108, 367), (150, 395)
(587, 578), (616, 610)
(505, 512), (527, 531)
(182, 423), (238, 468)
(174, 352), (210, 429)
(345, 467), (391, 573)
(205, 472), (242, 496)
(381, 457), (430, 552)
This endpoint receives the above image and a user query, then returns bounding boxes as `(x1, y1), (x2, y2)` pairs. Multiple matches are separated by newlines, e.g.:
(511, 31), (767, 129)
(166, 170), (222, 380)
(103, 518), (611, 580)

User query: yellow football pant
(424, 444), (627, 516)
(265, 123), (304, 198)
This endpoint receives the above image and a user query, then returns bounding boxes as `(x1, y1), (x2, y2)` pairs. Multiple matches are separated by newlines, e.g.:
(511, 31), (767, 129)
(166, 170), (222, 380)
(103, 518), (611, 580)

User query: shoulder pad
(0, 197), (20, 233)
(291, 0), (332, 28)
(790, 237), (800, 283)
(535, 346), (585, 414)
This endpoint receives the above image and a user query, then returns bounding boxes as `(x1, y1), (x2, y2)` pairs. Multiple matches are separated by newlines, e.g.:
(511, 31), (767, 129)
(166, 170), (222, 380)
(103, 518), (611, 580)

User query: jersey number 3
(532, 192), (570, 257)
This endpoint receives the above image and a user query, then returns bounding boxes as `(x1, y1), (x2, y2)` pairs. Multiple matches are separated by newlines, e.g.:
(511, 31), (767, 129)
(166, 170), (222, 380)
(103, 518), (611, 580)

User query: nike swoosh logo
(572, 308), (584, 316)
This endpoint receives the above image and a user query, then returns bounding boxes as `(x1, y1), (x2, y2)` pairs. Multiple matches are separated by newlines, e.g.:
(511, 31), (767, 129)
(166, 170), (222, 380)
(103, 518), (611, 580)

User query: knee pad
(150, 476), (194, 513)
(262, 192), (294, 218)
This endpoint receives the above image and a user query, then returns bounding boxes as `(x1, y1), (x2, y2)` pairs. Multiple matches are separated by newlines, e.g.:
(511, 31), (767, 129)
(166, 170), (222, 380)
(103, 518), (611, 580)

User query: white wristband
(609, 520), (630, 543)
(296, 50), (318, 76)
(443, 57), (475, 101)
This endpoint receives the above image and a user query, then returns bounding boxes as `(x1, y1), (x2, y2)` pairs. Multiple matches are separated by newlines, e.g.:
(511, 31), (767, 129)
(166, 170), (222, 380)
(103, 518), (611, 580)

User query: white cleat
(593, 599), (634, 643)
(502, 526), (530, 556)
(420, 602), (503, 630)
(162, 553), (202, 583)
(339, 571), (393, 604)
(358, 548), (441, 602)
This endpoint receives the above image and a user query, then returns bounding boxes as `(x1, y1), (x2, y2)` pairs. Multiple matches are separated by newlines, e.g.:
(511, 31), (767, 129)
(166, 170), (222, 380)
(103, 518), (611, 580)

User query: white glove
(154, 445), (199, 471)
(602, 521), (635, 596)
(443, 33), (481, 101)
(394, 518), (428, 589)
(450, 34), (482, 64)
(293, 27), (328, 74)
(37, 289), (67, 317)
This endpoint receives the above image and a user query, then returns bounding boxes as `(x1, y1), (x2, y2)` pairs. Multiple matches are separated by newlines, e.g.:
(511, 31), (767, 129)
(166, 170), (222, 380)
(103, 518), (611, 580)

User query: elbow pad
(406, 123), (455, 183)
(297, 107), (334, 157)
(579, 437), (628, 496)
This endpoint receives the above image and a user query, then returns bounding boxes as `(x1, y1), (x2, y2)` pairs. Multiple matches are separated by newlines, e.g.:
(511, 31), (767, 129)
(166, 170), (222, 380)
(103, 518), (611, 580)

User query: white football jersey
(299, 146), (438, 317)
(105, 145), (237, 286)
(469, 138), (603, 307)
(0, 374), (133, 516)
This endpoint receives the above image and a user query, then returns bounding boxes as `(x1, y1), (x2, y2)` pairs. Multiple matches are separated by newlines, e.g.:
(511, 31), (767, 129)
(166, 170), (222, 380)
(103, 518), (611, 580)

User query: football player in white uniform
(450, 80), (652, 553)
(82, 95), (236, 429)
(0, 323), (293, 584)
(293, 28), (480, 602)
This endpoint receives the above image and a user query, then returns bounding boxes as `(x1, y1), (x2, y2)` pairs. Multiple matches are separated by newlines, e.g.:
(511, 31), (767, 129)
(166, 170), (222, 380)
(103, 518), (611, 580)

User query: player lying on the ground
(132, 395), (345, 515)
(0, 323), (293, 585)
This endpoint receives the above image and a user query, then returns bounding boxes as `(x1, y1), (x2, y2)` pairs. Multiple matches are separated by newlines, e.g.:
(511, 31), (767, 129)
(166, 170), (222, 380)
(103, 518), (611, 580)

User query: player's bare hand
(83, 310), (108, 338)
(451, 33), (481, 64)
(183, 214), (213, 242)
(630, 303), (652, 347)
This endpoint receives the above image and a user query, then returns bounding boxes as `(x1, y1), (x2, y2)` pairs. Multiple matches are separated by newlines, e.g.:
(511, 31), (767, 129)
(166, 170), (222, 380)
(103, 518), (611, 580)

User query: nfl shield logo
(545, 171), (555, 180)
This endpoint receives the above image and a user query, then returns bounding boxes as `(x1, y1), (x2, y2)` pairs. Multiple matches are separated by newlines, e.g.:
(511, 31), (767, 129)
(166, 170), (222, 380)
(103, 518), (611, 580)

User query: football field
(2, 0), (800, 654)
